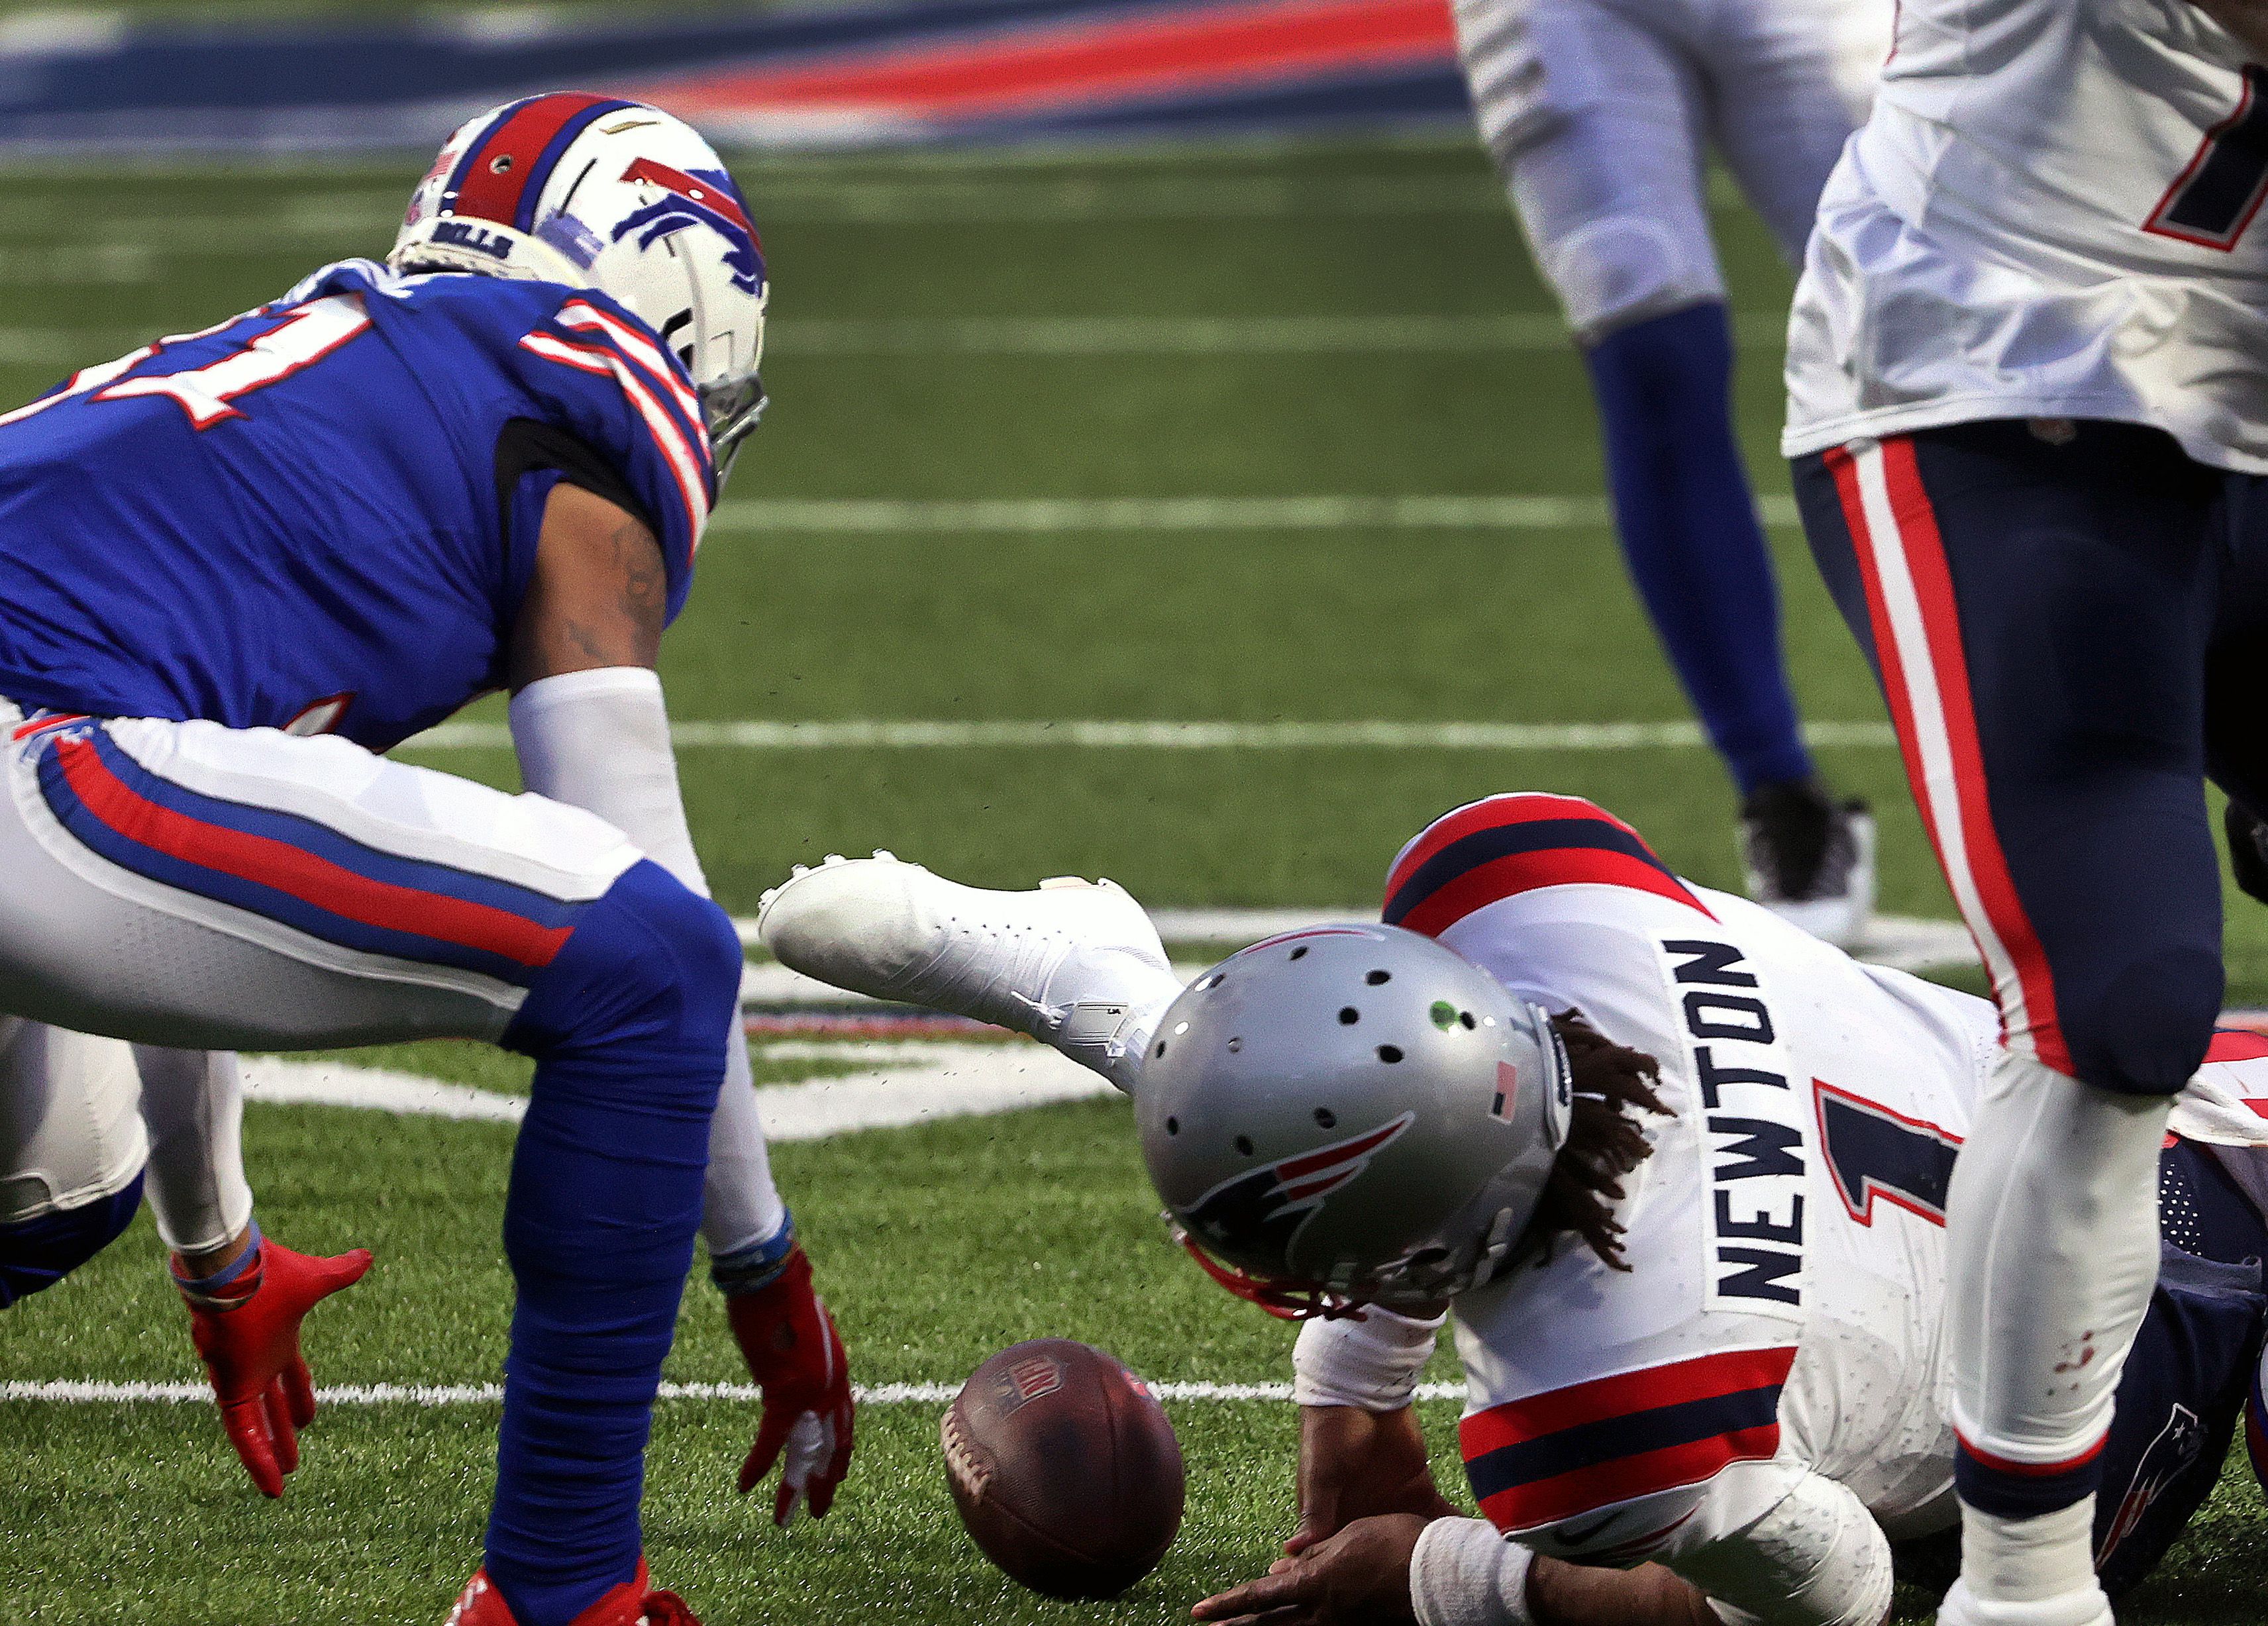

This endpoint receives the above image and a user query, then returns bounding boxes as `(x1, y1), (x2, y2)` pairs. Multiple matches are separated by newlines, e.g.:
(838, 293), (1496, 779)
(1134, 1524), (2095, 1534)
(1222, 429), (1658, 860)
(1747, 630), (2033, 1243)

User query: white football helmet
(389, 92), (768, 477)
(1137, 925), (1575, 1317)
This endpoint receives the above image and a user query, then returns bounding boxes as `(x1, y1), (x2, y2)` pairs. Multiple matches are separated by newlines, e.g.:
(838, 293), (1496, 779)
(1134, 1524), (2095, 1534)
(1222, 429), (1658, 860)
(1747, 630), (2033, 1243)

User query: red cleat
(446, 1560), (698, 1626)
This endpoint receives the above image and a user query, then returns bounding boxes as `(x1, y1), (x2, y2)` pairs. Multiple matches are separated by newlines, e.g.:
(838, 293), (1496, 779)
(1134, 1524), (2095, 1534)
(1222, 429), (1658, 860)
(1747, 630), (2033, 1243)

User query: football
(941, 1339), (1186, 1599)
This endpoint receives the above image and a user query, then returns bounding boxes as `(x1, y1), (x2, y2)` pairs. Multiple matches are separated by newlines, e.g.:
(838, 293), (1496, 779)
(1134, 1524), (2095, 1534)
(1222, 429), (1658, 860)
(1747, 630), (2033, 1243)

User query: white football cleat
(756, 852), (1183, 1088)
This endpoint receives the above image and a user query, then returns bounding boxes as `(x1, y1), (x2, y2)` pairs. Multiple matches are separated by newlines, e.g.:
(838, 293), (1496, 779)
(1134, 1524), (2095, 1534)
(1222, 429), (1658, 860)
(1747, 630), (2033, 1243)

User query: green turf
(7, 138), (2268, 1621)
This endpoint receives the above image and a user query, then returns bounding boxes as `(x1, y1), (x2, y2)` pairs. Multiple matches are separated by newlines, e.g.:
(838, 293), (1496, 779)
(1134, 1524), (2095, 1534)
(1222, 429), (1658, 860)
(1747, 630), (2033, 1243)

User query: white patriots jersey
(1380, 794), (2268, 1577)
(1782, 0), (2268, 472)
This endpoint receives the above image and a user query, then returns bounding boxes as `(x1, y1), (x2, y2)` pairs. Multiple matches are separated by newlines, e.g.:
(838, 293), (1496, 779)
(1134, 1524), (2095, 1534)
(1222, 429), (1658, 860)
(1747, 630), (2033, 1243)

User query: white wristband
(1292, 1304), (1446, 1411)
(1412, 1517), (1535, 1626)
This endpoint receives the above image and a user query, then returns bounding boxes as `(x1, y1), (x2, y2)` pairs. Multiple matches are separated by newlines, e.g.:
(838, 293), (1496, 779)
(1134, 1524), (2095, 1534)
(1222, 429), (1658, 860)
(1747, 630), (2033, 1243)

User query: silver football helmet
(1136, 924), (1572, 1317)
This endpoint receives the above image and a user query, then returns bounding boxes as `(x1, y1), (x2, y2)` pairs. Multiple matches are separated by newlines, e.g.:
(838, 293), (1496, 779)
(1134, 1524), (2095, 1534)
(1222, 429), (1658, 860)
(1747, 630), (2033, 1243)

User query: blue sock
(0, 1172), (142, 1308)
(488, 860), (742, 1626)
(1584, 302), (1813, 795)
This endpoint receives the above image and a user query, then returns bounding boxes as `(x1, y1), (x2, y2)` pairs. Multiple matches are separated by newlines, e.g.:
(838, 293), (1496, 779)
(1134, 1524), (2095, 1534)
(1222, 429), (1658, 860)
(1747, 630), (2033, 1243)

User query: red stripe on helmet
(621, 156), (758, 241)
(448, 92), (621, 230)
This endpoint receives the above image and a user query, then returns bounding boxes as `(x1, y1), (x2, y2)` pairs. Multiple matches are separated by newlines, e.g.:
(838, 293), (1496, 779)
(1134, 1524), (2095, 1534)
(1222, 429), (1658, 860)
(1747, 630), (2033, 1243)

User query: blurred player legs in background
(1451, 0), (1886, 945)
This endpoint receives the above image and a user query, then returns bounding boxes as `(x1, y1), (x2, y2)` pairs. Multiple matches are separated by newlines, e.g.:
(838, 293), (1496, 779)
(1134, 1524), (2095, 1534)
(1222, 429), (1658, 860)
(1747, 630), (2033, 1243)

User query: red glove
(725, 1245), (855, 1524)
(180, 1238), (372, 1497)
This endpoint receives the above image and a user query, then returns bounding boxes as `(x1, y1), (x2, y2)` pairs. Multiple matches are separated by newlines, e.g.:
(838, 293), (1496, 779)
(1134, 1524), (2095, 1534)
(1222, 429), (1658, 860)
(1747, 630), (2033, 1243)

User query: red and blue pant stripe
(34, 727), (584, 988)
(1793, 422), (2268, 1095)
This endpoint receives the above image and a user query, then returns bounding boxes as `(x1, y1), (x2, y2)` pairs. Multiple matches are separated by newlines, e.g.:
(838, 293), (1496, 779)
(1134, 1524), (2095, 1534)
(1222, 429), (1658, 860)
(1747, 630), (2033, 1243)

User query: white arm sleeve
(1294, 1305), (1447, 1410)
(1672, 1473), (1894, 1626)
(1411, 1517), (1535, 1626)
(509, 668), (788, 1261)
(131, 1046), (252, 1255)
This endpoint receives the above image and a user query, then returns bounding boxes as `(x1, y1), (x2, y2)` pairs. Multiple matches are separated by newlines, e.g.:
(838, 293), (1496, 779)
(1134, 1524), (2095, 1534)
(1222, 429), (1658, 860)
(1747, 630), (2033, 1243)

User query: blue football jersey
(0, 258), (715, 752)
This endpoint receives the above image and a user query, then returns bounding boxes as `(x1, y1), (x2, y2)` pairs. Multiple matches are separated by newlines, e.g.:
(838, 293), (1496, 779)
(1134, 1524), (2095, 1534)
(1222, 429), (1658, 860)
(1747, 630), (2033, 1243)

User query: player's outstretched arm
(505, 480), (855, 1521)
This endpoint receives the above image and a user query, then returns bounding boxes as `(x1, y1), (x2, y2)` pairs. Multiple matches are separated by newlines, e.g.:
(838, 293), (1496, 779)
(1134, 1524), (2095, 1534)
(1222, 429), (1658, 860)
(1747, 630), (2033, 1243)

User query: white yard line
(406, 716), (1880, 752)
(0, 1378), (1463, 1407)
(701, 493), (1801, 532)
(770, 313), (1682, 355)
(239, 1042), (1115, 1140)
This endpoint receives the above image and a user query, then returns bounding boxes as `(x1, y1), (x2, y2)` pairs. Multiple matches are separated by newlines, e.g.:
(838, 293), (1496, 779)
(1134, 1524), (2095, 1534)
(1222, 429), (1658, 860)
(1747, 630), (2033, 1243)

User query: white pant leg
(1698, 0), (1865, 267)
(1454, 0), (1725, 341)
(0, 705), (639, 1051)
(0, 1017), (146, 1225)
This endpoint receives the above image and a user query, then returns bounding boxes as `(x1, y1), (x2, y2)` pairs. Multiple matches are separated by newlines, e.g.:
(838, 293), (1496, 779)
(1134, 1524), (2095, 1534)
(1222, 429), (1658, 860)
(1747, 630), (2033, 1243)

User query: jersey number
(2147, 65), (2268, 250)
(1813, 1081), (1961, 1227)
(94, 296), (372, 430)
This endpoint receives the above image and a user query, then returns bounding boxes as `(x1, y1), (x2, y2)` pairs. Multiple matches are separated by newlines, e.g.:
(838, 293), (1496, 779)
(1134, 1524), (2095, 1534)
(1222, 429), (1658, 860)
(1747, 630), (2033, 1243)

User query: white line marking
(240, 1060), (524, 1122)
(703, 493), (1800, 532)
(774, 314), (1534, 355)
(0, 1378), (1464, 1407)
(239, 1044), (1117, 1140)
(406, 716), (1882, 752)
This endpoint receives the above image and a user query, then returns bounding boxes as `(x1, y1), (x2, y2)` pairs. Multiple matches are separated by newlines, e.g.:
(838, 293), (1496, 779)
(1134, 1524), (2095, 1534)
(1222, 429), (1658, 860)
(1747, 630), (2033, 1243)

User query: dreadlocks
(1521, 1009), (1673, 1272)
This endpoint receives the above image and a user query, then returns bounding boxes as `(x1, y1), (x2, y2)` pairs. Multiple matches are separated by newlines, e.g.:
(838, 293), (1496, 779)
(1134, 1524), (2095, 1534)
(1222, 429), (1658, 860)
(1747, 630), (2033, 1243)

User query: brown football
(941, 1338), (1186, 1600)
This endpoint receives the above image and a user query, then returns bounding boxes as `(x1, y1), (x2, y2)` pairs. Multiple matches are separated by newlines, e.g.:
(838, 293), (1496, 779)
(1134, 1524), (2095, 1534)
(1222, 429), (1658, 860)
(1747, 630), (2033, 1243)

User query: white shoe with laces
(756, 852), (1183, 1089)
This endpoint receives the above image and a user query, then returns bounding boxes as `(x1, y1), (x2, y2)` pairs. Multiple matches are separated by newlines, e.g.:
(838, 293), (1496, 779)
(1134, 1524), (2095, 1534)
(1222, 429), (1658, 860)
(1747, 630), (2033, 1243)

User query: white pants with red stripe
(1792, 420), (2268, 1572)
(0, 697), (640, 1254)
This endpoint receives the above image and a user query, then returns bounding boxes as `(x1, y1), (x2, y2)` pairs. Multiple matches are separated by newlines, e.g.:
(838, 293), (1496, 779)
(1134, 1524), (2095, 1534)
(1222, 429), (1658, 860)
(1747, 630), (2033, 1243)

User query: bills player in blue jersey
(0, 94), (850, 1626)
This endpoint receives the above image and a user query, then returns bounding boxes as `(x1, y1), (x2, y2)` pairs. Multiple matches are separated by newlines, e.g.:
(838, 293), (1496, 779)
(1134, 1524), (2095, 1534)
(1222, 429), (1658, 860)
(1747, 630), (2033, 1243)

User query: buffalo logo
(614, 158), (764, 295)
(992, 1355), (1062, 1415)
(1182, 1113), (1416, 1268)
(2097, 1403), (2205, 1568)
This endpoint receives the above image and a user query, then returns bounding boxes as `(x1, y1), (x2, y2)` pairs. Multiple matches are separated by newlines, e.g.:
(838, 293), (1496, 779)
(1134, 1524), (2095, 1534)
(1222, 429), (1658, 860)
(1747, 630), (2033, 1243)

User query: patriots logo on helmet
(1182, 1113), (1416, 1268)
(613, 158), (765, 295)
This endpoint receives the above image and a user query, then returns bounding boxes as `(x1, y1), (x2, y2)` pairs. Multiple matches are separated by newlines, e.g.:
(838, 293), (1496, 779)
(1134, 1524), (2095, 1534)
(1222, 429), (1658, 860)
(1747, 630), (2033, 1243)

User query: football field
(4, 142), (2267, 1623)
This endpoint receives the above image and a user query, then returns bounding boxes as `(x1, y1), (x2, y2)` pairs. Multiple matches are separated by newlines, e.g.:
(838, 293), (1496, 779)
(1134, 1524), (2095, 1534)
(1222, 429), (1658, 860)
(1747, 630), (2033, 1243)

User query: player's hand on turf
(182, 1239), (372, 1498)
(726, 1244), (855, 1524)
(1194, 1513), (1429, 1625)
(1290, 1405), (1459, 1554)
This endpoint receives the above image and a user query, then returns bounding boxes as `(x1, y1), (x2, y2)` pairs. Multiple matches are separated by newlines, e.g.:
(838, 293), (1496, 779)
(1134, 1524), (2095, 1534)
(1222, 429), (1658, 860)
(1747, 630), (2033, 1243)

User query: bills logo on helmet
(613, 157), (764, 295)
(1183, 1113), (1415, 1265)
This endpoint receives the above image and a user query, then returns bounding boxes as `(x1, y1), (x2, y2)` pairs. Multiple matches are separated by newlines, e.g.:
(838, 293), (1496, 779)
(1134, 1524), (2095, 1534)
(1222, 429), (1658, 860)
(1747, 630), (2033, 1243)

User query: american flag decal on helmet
(1183, 1113), (1415, 1263)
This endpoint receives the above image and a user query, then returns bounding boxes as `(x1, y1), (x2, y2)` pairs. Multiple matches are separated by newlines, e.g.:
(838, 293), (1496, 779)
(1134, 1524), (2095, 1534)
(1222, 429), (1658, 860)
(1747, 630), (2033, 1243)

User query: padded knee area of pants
(506, 858), (743, 1077)
(1544, 215), (1722, 343)
(2062, 946), (2222, 1097)
(0, 1171), (142, 1307)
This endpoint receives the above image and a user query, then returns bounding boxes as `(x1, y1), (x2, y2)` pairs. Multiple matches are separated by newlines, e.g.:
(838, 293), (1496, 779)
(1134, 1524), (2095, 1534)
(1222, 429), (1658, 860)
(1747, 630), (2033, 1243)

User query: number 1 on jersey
(96, 296), (373, 429)
(2147, 65), (2268, 250)
(1814, 1081), (1961, 1227)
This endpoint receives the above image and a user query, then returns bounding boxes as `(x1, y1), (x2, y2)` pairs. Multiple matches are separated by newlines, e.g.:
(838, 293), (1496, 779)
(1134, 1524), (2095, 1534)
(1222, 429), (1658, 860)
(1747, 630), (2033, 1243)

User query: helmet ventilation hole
(489, 154), (514, 174)
(1154, 1041), (1167, 1058)
(1289, 945), (1309, 960)
(1460, 1011), (1477, 1029)
(1165, 1116), (1179, 1135)
(1227, 1036), (1243, 1054)
(1377, 1045), (1404, 1064)
(1235, 1135), (1255, 1156)
(1313, 1107), (1337, 1129)
(1366, 970), (1391, 986)
(1338, 1007), (1359, 1025)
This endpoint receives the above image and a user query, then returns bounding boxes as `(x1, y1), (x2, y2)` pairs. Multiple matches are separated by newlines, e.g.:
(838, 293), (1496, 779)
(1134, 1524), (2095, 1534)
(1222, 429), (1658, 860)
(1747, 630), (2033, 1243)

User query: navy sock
(1584, 302), (1812, 795)
(487, 860), (741, 1626)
